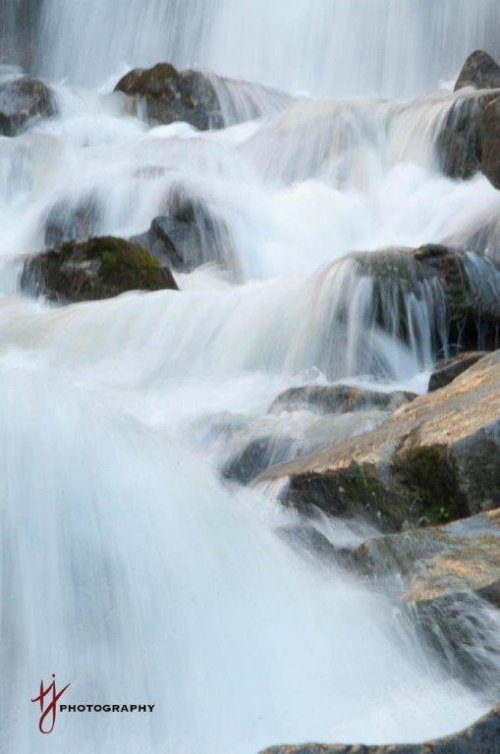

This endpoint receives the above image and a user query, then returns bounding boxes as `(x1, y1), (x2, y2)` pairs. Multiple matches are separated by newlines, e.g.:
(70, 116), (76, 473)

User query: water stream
(0, 2), (499, 753)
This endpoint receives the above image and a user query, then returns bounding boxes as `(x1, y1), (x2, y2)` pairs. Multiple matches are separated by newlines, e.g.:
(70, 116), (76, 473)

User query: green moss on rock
(21, 236), (178, 304)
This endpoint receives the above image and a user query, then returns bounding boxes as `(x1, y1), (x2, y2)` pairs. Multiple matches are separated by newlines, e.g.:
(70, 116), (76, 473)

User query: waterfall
(38, 0), (500, 95)
(0, 2), (499, 754)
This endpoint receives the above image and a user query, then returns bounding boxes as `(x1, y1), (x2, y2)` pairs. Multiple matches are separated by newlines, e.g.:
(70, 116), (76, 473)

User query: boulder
(0, 75), (56, 136)
(258, 352), (500, 530)
(259, 703), (500, 754)
(44, 196), (101, 248)
(270, 384), (415, 415)
(455, 50), (500, 91)
(114, 62), (223, 131)
(428, 351), (487, 391)
(21, 236), (178, 304)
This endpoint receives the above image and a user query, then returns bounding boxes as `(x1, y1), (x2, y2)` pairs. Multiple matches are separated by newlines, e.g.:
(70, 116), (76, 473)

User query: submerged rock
(223, 436), (300, 486)
(114, 62), (223, 130)
(44, 195), (102, 248)
(270, 384), (415, 415)
(413, 244), (500, 352)
(131, 190), (234, 272)
(455, 50), (500, 91)
(21, 236), (178, 303)
(258, 352), (500, 530)
(260, 703), (500, 754)
(428, 351), (487, 391)
(0, 75), (57, 136)
(479, 94), (500, 189)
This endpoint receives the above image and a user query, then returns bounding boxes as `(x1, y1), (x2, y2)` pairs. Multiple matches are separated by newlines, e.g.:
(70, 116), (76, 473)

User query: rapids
(0, 2), (499, 753)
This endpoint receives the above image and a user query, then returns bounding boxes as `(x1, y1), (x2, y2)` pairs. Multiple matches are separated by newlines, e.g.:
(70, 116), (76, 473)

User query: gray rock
(0, 75), (56, 136)
(270, 384), (415, 415)
(455, 50), (500, 91)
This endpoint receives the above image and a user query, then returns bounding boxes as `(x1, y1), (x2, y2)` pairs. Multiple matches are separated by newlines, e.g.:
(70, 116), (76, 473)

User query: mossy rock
(21, 236), (178, 304)
(114, 62), (224, 131)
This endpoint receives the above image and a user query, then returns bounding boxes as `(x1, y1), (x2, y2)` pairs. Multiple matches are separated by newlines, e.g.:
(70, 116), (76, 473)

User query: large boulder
(260, 704), (500, 754)
(114, 62), (223, 131)
(258, 352), (500, 530)
(455, 50), (500, 91)
(428, 351), (487, 391)
(0, 75), (57, 136)
(21, 236), (178, 304)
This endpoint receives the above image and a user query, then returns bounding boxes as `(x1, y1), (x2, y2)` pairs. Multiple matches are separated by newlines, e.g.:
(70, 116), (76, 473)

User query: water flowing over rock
(115, 62), (224, 130)
(21, 236), (178, 303)
(269, 385), (415, 415)
(44, 195), (102, 248)
(260, 704), (500, 754)
(259, 352), (500, 530)
(0, 75), (56, 136)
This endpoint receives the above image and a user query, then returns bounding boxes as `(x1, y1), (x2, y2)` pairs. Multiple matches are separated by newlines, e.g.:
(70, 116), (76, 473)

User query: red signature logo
(31, 675), (70, 734)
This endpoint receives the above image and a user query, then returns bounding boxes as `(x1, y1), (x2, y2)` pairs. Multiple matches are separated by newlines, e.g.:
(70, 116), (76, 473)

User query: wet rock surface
(259, 352), (500, 530)
(21, 236), (178, 303)
(260, 703), (500, 754)
(114, 62), (223, 131)
(0, 75), (56, 136)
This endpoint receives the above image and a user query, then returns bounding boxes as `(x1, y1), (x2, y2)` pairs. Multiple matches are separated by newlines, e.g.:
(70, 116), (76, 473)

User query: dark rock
(455, 50), (500, 91)
(259, 703), (500, 754)
(223, 436), (300, 486)
(435, 95), (487, 181)
(44, 196), (102, 248)
(258, 352), (500, 531)
(414, 245), (500, 353)
(0, 75), (56, 136)
(114, 62), (223, 131)
(21, 236), (178, 304)
(270, 384), (415, 415)
(428, 351), (487, 391)
(479, 94), (500, 189)
(131, 192), (234, 272)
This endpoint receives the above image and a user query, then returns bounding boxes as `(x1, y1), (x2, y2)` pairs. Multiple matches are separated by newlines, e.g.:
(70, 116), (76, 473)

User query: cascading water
(0, 2), (499, 754)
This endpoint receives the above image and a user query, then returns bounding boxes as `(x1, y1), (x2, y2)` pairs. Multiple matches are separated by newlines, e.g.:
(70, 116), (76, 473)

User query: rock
(479, 94), (500, 189)
(130, 192), (234, 272)
(44, 196), (102, 248)
(0, 75), (57, 136)
(223, 436), (301, 486)
(413, 245), (500, 352)
(455, 50), (500, 91)
(259, 703), (500, 754)
(270, 384), (415, 415)
(114, 62), (223, 131)
(436, 95), (485, 181)
(21, 236), (178, 304)
(428, 351), (487, 391)
(258, 352), (500, 530)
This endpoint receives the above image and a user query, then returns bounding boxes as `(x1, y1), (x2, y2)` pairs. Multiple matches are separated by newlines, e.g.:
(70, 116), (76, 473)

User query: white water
(1, 3), (499, 754)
